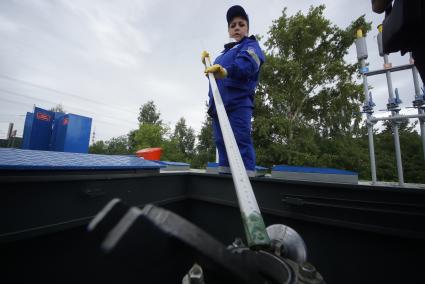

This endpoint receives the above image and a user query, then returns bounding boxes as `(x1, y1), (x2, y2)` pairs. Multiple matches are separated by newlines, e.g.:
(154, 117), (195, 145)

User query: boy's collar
(223, 35), (256, 50)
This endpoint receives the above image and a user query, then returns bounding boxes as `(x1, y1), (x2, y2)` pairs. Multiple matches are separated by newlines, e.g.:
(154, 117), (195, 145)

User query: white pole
(204, 55), (270, 248)
(357, 29), (378, 184)
(361, 58), (377, 184)
(383, 54), (404, 186)
(410, 52), (425, 161)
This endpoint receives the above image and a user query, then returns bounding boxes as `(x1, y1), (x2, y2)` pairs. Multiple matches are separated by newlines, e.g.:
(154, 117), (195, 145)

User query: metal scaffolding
(355, 26), (425, 187)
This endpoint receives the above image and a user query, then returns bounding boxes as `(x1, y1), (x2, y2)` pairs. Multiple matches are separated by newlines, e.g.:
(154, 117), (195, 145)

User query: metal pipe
(364, 63), (414, 76)
(393, 126), (404, 186)
(361, 58), (377, 184)
(384, 55), (395, 101)
(383, 54), (404, 186)
(204, 55), (270, 248)
(410, 52), (425, 161)
(420, 116), (425, 161)
(369, 113), (425, 122)
(420, 110), (425, 161)
(411, 53), (421, 95)
(367, 124), (377, 184)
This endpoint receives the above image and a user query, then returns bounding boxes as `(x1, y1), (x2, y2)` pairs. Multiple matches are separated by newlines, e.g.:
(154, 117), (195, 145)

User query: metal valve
(387, 88), (402, 112)
(363, 92), (376, 114)
(413, 86), (425, 109)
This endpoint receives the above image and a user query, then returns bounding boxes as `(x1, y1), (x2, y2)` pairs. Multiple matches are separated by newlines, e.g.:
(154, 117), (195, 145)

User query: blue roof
(0, 148), (163, 170)
(207, 162), (268, 171)
(207, 162), (219, 168)
(255, 166), (268, 171)
(272, 165), (357, 175)
(153, 160), (190, 167)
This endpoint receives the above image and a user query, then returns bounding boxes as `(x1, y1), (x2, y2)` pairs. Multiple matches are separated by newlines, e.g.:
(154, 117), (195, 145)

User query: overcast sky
(0, 0), (422, 141)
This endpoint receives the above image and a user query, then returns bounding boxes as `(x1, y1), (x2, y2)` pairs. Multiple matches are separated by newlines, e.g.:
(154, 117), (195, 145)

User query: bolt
(300, 262), (317, 279)
(188, 264), (204, 284)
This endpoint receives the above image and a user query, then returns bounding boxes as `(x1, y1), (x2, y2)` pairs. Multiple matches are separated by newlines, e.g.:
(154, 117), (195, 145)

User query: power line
(0, 96), (138, 129)
(0, 114), (26, 117)
(0, 73), (138, 114)
(0, 88), (134, 124)
(0, 88), (138, 127)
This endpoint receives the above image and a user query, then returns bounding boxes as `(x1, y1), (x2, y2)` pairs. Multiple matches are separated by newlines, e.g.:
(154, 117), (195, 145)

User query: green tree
(138, 101), (162, 125)
(50, 104), (65, 113)
(131, 118), (185, 162)
(89, 136), (130, 155)
(161, 139), (186, 162)
(172, 117), (195, 160)
(105, 135), (130, 154)
(127, 129), (138, 153)
(89, 141), (108, 154)
(192, 114), (215, 169)
(133, 123), (166, 149)
(253, 5), (371, 167)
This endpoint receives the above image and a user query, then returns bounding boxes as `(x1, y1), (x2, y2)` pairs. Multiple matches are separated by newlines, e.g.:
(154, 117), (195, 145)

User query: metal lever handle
(204, 54), (270, 248)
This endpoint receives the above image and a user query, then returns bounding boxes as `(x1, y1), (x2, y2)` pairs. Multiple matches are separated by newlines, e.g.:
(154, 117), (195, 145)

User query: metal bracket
(362, 92), (376, 115)
(387, 88), (402, 113)
(413, 87), (425, 110)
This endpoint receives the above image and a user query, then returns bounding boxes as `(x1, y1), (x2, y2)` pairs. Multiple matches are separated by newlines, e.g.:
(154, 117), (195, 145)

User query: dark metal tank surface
(1, 171), (425, 283)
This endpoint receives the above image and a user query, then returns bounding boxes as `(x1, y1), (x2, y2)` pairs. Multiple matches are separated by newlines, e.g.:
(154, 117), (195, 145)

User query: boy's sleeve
(224, 42), (265, 79)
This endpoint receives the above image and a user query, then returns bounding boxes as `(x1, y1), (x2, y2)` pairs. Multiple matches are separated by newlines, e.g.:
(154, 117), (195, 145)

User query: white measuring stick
(205, 56), (270, 248)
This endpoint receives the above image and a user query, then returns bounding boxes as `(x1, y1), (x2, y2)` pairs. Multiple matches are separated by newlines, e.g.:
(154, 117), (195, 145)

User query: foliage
(127, 129), (138, 153)
(138, 101), (162, 125)
(89, 136), (129, 155)
(89, 140), (107, 154)
(49, 104), (66, 113)
(133, 123), (167, 150)
(191, 112), (215, 169)
(92, 101), (195, 163)
(172, 117), (196, 161)
(253, 5), (371, 166)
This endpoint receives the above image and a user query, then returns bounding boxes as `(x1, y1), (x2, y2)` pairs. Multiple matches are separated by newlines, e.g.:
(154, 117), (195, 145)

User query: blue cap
(226, 5), (249, 27)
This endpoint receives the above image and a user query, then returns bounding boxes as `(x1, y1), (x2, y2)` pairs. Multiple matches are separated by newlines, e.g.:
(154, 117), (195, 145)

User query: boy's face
(228, 16), (248, 42)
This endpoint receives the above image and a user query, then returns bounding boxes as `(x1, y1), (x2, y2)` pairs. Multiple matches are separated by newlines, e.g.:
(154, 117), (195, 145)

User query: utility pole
(6, 123), (14, 148)
(92, 127), (96, 144)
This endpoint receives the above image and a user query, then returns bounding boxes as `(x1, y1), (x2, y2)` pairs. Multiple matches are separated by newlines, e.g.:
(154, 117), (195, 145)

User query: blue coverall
(208, 35), (265, 174)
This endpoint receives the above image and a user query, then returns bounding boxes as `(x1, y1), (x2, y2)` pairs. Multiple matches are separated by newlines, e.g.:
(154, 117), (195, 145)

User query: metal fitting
(266, 224), (308, 264)
(386, 102), (401, 112)
(362, 105), (374, 115)
(363, 92), (376, 115)
(182, 263), (204, 284)
(300, 262), (317, 279)
(366, 117), (377, 126)
(413, 87), (425, 109)
(413, 96), (425, 108)
(387, 89), (402, 112)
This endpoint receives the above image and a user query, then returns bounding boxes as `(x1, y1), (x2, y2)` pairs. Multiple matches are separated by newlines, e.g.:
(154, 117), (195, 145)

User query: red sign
(62, 118), (69, 125)
(36, 112), (51, 122)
